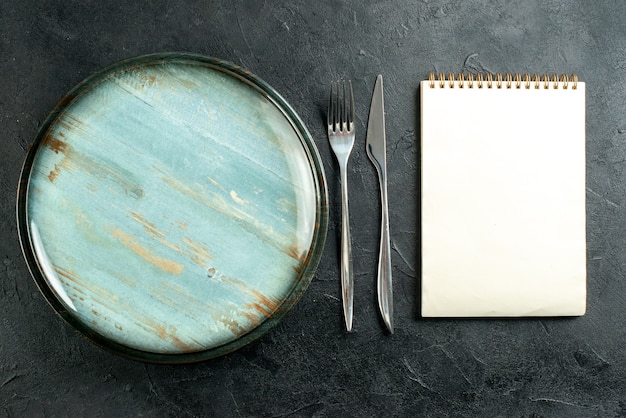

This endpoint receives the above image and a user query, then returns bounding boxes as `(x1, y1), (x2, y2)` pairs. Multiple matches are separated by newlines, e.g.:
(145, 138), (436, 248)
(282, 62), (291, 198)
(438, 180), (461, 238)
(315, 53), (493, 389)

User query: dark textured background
(2, 1), (625, 416)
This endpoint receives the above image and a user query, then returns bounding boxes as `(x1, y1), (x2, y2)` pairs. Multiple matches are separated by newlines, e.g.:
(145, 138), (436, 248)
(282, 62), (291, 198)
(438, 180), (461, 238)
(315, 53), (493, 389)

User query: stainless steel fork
(327, 81), (355, 332)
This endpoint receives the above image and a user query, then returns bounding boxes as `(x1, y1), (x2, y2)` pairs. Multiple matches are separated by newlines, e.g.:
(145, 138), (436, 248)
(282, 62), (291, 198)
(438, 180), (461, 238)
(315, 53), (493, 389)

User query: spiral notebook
(420, 73), (586, 317)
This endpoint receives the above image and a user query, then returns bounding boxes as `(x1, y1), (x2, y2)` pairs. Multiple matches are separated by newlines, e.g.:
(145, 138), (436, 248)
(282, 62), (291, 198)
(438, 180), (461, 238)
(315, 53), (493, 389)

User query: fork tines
(327, 80), (354, 133)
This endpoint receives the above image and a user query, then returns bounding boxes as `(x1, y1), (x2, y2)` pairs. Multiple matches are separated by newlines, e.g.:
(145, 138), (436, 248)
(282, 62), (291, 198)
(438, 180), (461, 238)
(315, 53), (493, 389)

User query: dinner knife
(366, 74), (394, 334)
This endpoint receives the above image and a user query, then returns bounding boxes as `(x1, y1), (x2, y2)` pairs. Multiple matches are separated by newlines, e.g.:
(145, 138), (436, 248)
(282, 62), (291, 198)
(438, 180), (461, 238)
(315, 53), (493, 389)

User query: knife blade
(366, 74), (393, 333)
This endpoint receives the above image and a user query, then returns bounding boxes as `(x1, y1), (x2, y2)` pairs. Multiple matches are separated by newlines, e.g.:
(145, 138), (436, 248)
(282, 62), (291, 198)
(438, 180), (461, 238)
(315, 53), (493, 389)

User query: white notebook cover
(420, 76), (586, 317)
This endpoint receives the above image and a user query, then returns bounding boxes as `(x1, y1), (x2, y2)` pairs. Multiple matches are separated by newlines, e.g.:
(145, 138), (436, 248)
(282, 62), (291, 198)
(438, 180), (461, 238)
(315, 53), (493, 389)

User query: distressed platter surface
(17, 53), (328, 363)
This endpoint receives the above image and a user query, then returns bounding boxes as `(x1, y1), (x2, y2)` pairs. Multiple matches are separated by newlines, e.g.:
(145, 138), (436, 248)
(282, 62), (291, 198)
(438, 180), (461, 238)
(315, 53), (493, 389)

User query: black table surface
(2, 1), (625, 416)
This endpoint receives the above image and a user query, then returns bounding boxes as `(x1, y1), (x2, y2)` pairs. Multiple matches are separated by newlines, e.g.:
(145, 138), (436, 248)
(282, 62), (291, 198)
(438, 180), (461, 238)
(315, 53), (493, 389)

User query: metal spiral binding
(428, 72), (578, 89)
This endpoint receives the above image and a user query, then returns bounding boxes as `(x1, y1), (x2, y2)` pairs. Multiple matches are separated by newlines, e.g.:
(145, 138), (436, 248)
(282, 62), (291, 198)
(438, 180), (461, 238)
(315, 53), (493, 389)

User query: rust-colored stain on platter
(107, 226), (185, 275)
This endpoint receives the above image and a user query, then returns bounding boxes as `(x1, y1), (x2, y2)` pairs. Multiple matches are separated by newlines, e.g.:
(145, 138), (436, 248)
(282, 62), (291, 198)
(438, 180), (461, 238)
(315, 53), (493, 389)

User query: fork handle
(339, 165), (354, 332)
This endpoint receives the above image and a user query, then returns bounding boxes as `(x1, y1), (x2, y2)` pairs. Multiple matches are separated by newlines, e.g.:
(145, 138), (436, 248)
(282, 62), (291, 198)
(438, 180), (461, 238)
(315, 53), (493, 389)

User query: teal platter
(17, 53), (328, 363)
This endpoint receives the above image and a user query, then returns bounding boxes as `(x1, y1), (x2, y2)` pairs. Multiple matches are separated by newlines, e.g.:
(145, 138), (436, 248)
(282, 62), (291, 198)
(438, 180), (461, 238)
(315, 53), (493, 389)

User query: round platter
(17, 53), (328, 363)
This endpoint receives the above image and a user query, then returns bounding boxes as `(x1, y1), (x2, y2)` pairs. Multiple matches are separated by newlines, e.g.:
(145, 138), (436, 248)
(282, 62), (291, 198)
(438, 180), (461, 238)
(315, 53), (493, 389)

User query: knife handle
(340, 165), (354, 332)
(377, 173), (393, 333)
